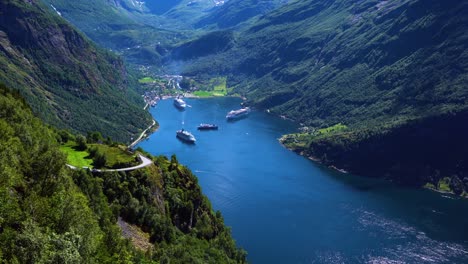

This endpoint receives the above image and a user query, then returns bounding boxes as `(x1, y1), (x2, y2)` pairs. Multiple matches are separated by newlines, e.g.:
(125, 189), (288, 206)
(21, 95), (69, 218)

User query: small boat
(226, 107), (250, 120)
(197, 123), (218, 130)
(176, 129), (196, 143)
(174, 97), (187, 109)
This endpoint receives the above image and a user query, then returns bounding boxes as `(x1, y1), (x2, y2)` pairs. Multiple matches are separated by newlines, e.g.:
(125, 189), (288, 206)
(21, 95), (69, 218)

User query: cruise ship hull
(176, 130), (196, 143)
(174, 98), (187, 109)
(226, 107), (250, 120)
(198, 124), (218, 130)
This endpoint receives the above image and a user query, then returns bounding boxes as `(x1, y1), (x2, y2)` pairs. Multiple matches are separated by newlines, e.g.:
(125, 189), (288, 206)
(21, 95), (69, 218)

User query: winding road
(67, 107), (156, 172)
(128, 119), (156, 149)
(66, 154), (153, 172)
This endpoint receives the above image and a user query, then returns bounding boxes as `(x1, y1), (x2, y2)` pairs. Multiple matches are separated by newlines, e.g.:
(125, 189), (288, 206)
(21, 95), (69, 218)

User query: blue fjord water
(138, 97), (468, 263)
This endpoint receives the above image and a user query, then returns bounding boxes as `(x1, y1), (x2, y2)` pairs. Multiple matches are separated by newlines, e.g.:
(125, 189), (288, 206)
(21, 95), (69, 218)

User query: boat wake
(354, 208), (468, 263)
(194, 170), (220, 175)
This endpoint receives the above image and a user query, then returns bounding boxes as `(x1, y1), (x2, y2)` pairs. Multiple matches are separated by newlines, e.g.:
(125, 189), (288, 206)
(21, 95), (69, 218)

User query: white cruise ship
(176, 129), (196, 143)
(226, 107), (250, 120)
(174, 97), (187, 109)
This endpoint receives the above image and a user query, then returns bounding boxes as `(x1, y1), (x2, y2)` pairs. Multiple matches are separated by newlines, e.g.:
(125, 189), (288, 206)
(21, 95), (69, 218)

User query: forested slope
(177, 0), (468, 190)
(182, 0), (468, 128)
(195, 0), (289, 29)
(0, 84), (245, 263)
(0, 0), (152, 142)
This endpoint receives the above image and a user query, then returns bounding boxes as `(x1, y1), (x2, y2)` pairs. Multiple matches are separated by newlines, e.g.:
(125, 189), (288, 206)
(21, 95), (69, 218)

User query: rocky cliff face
(0, 0), (151, 142)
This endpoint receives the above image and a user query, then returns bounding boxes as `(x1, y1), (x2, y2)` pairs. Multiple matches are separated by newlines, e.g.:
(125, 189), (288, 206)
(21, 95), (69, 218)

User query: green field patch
(423, 182), (436, 190)
(89, 144), (137, 168)
(211, 77), (227, 95)
(316, 123), (348, 136)
(60, 142), (93, 168)
(437, 177), (452, 193)
(280, 124), (348, 151)
(60, 141), (138, 169)
(193, 76), (228, 97)
(212, 77), (227, 90)
(280, 133), (310, 150)
(193, 90), (214, 97)
(138, 77), (157, 84)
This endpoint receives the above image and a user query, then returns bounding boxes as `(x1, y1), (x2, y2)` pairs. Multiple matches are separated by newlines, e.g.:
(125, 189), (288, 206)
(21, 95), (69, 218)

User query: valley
(138, 97), (468, 263)
(0, 0), (467, 263)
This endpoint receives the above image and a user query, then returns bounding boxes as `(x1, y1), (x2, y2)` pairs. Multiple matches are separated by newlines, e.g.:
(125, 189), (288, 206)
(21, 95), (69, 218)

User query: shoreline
(135, 95), (239, 148)
(181, 93), (243, 100)
(279, 138), (468, 199)
(422, 185), (468, 198)
(278, 139), (349, 174)
(128, 119), (158, 149)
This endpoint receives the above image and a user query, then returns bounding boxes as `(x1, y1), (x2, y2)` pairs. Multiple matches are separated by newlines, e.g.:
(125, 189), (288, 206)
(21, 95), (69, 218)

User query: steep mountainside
(41, 0), (290, 65)
(183, 0), (468, 127)
(0, 0), (151, 142)
(0, 84), (246, 263)
(195, 0), (289, 29)
(177, 0), (468, 188)
(42, 0), (185, 64)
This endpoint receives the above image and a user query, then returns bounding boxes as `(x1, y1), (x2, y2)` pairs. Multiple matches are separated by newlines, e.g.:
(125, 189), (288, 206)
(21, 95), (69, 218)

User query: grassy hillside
(178, 0), (468, 189)
(0, 0), (152, 142)
(0, 83), (246, 263)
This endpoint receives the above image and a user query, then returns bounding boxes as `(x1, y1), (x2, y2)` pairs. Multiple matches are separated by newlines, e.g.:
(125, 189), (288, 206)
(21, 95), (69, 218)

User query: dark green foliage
(41, 0), (190, 64)
(177, 0), (468, 187)
(290, 110), (468, 188)
(93, 151), (108, 168)
(0, 0), (152, 142)
(183, 0), (468, 129)
(89, 154), (247, 263)
(196, 0), (289, 29)
(76, 135), (87, 151)
(171, 31), (236, 61)
(1, 83), (245, 262)
(57, 129), (75, 143)
(87, 131), (104, 144)
(449, 176), (464, 195)
(0, 84), (138, 263)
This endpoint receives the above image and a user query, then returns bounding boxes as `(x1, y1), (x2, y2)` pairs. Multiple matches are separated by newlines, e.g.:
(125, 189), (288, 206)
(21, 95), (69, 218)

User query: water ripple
(355, 208), (468, 263)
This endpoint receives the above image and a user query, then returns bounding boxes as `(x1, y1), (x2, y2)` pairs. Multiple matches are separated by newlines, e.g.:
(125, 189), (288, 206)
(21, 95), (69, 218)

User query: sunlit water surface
(138, 97), (468, 263)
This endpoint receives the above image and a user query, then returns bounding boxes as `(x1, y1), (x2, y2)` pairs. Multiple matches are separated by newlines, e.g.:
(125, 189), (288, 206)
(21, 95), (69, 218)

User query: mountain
(35, 0), (468, 190)
(41, 0), (183, 64)
(177, 0), (468, 188)
(145, 0), (214, 16)
(41, 0), (233, 64)
(171, 30), (236, 61)
(0, 0), (152, 142)
(0, 84), (246, 262)
(183, 0), (468, 126)
(195, 0), (289, 29)
(41, 0), (290, 65)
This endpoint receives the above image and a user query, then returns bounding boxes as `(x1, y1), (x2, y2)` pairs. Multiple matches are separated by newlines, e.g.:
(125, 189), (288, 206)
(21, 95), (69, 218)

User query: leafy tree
(76, 135), (87, 151)
(93, 151), (107, 168)
(87, 131), (104, 143)
(0, 85), (245, 263)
